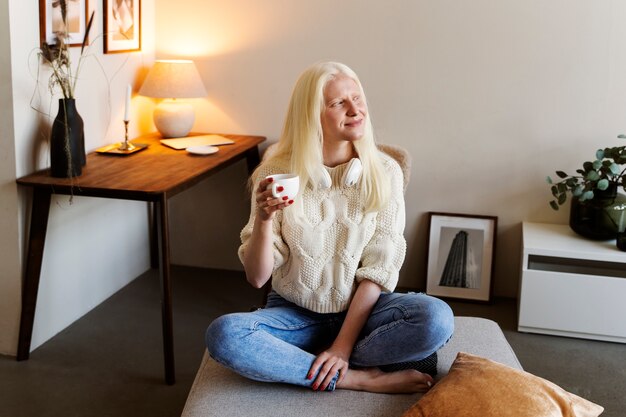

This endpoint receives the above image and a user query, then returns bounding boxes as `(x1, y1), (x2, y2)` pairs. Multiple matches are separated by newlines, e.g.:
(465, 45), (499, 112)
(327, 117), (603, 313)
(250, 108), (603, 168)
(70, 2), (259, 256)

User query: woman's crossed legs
(205, 291), (453, 393)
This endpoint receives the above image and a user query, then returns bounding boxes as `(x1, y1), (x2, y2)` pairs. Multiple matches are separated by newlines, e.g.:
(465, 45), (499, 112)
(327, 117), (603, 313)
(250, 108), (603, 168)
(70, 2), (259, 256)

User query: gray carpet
(0, 266), (623, 416)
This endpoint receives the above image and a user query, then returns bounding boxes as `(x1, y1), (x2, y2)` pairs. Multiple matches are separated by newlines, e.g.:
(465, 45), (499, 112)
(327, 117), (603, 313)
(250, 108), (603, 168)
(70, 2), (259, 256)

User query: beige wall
(0, 0), (156, 355)
(4, 1), (625, 355)
(157, 0), (626, 297)
(0, 0), (21, 355)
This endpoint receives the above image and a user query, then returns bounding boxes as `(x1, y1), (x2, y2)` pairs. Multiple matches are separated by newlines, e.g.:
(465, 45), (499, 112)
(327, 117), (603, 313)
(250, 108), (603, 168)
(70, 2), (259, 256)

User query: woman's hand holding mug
(256, 174), (299, 221)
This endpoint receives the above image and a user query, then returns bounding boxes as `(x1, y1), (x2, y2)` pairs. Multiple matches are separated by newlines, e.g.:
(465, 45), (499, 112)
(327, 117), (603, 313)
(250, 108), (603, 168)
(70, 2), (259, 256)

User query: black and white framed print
(425, 212), (497, 302)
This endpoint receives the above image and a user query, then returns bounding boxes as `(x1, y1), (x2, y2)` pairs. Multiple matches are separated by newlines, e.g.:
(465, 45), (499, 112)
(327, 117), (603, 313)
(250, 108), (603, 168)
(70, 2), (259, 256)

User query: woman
(206, 62), (454, 393)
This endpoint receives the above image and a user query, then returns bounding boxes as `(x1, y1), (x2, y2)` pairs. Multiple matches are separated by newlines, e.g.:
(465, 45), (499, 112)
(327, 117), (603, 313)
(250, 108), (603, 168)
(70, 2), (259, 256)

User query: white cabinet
(518, 222), (626, 343)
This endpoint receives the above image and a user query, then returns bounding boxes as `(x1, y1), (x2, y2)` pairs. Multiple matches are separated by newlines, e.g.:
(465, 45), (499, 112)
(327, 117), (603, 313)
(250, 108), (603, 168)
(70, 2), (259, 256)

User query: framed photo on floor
(103, 0), (141, 53)
(425, 212), (497, 302)
(39, 0), (90, 46)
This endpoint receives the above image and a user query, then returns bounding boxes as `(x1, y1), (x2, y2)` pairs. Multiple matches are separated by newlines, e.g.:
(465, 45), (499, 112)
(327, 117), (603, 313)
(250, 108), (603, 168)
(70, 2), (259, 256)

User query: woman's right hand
(256, 177), (294, 221)
(243, 177), (293, 288)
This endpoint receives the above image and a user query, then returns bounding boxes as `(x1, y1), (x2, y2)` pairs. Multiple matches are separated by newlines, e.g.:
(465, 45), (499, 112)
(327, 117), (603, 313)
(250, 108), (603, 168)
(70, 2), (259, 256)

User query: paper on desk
(160, 135), (235, 150)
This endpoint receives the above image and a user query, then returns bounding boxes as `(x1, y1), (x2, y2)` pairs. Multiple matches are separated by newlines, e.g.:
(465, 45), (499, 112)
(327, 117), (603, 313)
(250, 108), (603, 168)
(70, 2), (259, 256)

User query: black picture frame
(425, 212), (497, 302)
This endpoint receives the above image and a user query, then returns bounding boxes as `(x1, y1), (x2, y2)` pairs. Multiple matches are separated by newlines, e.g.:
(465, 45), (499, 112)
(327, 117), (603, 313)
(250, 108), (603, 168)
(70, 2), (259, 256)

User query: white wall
(0, 0), (156, 355)
(0, 0), (22, 355)
(156, 0), (626, 297)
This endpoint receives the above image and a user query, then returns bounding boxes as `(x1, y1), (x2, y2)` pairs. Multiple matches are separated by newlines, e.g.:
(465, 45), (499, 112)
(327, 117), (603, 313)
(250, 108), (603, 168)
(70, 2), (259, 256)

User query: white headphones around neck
(319, 158), (363, 189)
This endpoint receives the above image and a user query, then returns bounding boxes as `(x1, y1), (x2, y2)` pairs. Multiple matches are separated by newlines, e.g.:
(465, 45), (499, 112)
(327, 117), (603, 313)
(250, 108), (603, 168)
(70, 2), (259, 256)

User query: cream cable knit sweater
(238, 153), (406, 313)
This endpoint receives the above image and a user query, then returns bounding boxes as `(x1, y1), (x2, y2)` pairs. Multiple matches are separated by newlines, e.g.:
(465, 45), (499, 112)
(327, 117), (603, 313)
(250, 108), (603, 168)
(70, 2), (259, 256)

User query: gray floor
(1, 266), (623, 416)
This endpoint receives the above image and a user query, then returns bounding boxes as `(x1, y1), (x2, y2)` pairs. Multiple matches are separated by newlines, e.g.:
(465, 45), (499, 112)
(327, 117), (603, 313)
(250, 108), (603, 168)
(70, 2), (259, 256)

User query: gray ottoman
(182, 317), (522, 417)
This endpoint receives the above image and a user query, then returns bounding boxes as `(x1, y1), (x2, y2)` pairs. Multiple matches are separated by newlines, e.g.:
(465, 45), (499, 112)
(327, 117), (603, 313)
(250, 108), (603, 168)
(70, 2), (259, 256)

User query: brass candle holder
(95, 119), (148, 155)
(118, 120), (137, 151)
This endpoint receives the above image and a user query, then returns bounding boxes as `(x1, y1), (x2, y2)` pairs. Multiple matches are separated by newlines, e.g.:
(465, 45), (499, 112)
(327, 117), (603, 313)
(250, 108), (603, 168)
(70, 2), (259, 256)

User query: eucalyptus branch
(547, 135), (626, 210)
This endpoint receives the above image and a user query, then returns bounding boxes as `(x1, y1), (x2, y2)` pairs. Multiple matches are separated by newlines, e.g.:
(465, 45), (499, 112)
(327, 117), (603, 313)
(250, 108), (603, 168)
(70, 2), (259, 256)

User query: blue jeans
(205, 291), (454, 391)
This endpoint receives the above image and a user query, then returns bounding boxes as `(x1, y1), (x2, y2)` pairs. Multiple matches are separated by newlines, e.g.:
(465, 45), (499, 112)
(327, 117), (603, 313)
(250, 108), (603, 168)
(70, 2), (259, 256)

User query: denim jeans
(205, 291), (454, 391)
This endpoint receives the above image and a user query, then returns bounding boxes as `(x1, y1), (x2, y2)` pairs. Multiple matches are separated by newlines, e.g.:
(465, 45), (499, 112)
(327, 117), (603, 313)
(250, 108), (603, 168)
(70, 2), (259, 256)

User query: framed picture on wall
(425, 212), (497, 302)
(103, 0), (141, 53)
(39, 0), (90, 47)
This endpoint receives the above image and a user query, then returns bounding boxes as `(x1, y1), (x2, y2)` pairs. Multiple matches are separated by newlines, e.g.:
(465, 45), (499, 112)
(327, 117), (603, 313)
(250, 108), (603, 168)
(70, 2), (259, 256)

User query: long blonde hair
(262, 61), (390, 212)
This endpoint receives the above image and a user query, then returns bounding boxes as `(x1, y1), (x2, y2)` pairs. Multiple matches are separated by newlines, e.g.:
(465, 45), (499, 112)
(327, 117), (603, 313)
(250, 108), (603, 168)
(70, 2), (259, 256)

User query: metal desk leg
(17, 188), (52, 361)
(155, 194), (175, 384)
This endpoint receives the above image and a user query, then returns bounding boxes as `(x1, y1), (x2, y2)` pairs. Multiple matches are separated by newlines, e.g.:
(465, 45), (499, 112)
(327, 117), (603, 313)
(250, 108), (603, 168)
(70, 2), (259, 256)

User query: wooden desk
(16, 132), (265, 384)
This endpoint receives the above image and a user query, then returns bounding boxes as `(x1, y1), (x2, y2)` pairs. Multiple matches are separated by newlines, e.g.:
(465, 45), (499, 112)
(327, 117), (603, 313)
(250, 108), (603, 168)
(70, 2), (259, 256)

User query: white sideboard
(518, 222), (626, 343)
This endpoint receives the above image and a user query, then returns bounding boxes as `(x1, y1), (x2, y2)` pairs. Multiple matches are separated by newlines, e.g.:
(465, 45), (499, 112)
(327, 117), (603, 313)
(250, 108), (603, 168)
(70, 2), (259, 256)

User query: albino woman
(206, 62), (454, 393)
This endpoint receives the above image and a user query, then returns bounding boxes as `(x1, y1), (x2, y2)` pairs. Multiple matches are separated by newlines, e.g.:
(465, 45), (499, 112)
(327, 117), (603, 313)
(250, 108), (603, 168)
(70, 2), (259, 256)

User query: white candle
(124, 84), (131, 121)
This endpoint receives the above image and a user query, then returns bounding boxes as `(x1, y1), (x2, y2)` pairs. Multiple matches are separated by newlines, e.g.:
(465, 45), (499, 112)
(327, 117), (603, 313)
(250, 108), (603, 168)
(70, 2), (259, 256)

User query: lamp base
(154, 100), (195, 138)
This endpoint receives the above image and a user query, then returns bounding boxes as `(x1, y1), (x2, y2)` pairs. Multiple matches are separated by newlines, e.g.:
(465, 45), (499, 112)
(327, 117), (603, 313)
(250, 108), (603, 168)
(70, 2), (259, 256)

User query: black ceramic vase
(50, 98), (86, 178)
(569, 184), (626, 240)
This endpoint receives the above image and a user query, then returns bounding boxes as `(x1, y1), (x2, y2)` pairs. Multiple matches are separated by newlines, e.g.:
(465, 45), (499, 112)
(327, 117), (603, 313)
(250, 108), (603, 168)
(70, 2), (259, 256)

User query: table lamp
(139, 59), (207, 138)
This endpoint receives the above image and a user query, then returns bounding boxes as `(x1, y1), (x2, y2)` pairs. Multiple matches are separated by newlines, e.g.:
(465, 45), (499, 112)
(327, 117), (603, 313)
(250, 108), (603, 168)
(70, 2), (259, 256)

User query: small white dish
(186, 145), (219, 155)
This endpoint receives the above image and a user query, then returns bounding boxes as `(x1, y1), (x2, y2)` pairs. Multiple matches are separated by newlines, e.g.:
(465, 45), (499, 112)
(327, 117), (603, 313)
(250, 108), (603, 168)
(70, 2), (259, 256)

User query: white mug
(266, 173), (300, 199)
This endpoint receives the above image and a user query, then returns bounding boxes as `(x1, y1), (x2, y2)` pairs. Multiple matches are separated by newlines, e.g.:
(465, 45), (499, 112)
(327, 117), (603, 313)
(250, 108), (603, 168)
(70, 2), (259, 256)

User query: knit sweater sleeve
(355, 157), (406, 292)
(237, 162), (290, 273)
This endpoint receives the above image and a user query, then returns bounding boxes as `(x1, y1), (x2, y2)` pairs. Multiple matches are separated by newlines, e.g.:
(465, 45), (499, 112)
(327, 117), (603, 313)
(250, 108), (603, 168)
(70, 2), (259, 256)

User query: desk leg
(17, 188), (52, 361)
(245, 146), (261, 175)
(155, 195), (175, 385)
(149, 202), (158, 269)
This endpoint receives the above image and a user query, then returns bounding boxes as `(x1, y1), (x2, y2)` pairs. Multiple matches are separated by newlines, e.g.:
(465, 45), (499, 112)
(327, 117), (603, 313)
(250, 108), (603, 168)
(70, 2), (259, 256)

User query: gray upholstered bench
(182, 317), (521, 417)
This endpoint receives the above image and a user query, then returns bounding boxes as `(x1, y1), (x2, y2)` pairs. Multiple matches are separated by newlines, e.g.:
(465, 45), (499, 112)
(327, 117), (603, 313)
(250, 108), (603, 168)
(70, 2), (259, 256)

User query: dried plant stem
(61, 100), (74, 178)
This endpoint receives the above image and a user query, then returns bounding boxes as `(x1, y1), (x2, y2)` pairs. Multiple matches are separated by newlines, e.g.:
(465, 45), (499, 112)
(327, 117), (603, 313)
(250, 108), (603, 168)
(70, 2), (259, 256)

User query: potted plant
(547, 135), (626, 240)
(39, 1), (94, 178)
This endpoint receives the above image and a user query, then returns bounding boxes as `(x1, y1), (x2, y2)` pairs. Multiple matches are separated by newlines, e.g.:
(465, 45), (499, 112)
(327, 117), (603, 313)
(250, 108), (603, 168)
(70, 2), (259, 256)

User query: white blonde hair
(262, 61), (390, 212)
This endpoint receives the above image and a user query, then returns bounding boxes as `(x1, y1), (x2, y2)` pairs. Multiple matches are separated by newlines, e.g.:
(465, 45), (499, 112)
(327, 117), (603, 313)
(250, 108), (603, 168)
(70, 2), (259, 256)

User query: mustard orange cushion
(402, 352), (603, 417)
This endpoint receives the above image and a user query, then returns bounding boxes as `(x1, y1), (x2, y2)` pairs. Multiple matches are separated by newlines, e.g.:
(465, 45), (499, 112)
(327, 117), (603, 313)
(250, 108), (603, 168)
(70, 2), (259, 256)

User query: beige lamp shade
(139, 60), (207, 138)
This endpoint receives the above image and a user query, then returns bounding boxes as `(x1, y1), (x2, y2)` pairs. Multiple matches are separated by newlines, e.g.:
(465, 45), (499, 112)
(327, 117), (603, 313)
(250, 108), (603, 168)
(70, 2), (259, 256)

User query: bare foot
(337, 367), (434, 394)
